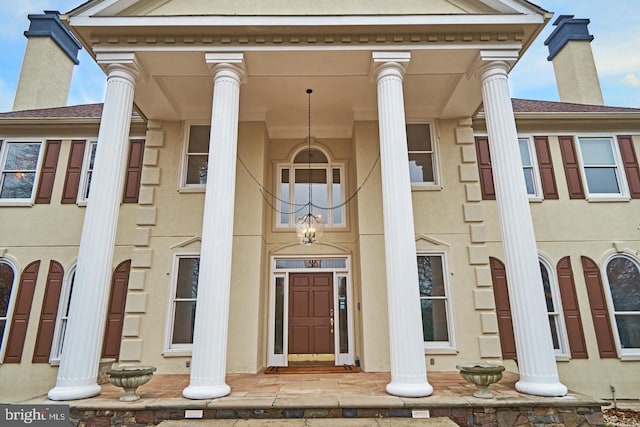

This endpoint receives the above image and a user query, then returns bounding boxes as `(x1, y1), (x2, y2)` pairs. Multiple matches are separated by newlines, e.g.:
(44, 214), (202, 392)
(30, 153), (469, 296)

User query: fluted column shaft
(479, 60), (567, 397)
(183, 53), (245, 400)
(373, 52), (432, 398)
(49, 57), (138, 401)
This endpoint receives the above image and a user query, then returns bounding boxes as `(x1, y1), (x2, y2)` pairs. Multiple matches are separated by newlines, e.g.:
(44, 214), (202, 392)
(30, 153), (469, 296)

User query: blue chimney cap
(24, 11), (82, 65)
(544, 15), (594, 61)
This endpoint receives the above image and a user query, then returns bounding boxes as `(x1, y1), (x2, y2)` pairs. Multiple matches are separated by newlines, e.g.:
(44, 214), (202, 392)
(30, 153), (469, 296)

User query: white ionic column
(183, 53), (245, 400)
(372, 52), (432, 398)
(479, 58), (567, 397)
(49, 54), (138, 401)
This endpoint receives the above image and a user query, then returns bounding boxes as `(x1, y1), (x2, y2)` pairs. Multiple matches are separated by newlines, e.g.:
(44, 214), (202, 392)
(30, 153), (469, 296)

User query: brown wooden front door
(288, 273), (334, 356)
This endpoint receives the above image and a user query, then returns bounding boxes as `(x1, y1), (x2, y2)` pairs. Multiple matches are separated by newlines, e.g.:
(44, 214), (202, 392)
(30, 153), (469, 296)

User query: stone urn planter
(456, 363), (505, 398)
(106, 366), (156, 402)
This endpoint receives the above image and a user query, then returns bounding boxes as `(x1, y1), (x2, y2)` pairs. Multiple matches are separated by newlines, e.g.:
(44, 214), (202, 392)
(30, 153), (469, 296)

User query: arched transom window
(605, 255), (640, 353)
(277, 146), (345, 228)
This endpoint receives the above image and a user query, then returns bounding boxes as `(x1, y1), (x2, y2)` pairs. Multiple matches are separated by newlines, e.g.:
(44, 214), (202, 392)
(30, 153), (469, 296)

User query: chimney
(544, 15), (604, 106)
(12, 11), (81, 111)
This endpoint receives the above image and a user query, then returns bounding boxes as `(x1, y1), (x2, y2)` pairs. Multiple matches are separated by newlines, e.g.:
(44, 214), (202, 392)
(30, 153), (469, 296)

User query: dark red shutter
(32, 261), (64, 363)
(475, 137), (496, 200)
(581, 256), (617, 358)
(489, 257), (516, 359)
(122, 140), (145, 203)
(35, 140), (61, 204)
(558, 136), (585, 199)
(3, 261), (40, 363)
(556, 257), (588, 359)
(101, 260), (131, 359)
(61, 140), (86, 204)
(534, 136), (559, 200)
(617, 135), (640, 198)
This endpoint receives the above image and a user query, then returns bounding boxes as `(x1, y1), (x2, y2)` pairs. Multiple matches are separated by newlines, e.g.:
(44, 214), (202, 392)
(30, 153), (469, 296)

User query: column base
(48, 384), (101, 401)
(386, 380), (433, 398)
(183, 383), (231, 400)
(516, 380), (568, 397)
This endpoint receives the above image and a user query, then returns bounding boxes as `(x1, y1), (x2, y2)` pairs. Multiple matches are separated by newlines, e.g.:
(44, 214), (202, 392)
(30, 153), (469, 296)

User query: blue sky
(0, 1), (638, 112)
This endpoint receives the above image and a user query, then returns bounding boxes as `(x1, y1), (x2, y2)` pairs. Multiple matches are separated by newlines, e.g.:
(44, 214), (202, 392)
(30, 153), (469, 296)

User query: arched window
(0, 259), (17, 355)
(539, 259), (569, 357)
(50, 265), (75, 363)
(277, 146), (345, 228)
(605, 255), (640, 354)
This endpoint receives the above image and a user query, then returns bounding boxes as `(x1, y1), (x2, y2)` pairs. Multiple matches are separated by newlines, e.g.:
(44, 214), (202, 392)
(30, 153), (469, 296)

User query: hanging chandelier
(295, 89), (325, 245)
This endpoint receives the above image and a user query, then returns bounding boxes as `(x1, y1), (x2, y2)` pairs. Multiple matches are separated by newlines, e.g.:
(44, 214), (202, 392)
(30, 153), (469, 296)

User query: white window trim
(416, 251), (456, 353)
(275, 144), (347, 230)
(518, 135), (544, 202)
(0, 257), (19, 363)
(575, 134), (630, 201)
(539, 257), (570, 359)
(602, 253), (640, 358)
(163, 252), (200, 355)
(267, 255), (354, 367)
(407, 120), (442, 191)
(49, 264), (76, 365)
(178, 122), (210, 193)
(76, 140), (98, 205)
(0, 138), (45, 206)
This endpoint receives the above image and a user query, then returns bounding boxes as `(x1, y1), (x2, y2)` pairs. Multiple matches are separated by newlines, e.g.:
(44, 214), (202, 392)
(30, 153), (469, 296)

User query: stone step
(157, 417), (460, 426)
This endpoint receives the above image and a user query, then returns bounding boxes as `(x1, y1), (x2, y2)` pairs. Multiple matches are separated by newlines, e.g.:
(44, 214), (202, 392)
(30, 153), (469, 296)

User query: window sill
(0, 200), (35, 207)
(528, 196), (544, 203)
(411, 184), (442, 192)
(585, 195), (631, 202)
(424, 347), (458, 355)
(162, 349), (193, 357)
(178, 186), (206, 193)
(619, 354), (640, 361)
(555, 354), (570, 362)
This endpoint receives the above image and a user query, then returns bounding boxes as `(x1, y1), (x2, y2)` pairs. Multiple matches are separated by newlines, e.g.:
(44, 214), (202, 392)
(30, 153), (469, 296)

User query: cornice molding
(89, 31), (525, 49)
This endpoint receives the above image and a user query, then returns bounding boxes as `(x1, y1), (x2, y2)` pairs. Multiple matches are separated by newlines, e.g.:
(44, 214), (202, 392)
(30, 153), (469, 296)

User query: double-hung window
(166, 255), (199, 352)
(576, 137), (627, 199)
(277, 147), (345, 228)
(518, 137), (542, 199)
(78, 141), (97, 202)
(605, 255), (640, 356)
(539, 259), (569, 357)
(0, 259), (17, 357)
(0, 140), (43, 203)
(407, 123), (439, 186)
(50, 266), (75, 363)
(180, 124), (210, 189)
(417, 253), (454, 350)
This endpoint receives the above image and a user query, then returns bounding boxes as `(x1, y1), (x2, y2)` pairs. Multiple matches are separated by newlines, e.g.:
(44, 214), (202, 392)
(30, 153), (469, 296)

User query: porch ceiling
(132, 48), (484, 138)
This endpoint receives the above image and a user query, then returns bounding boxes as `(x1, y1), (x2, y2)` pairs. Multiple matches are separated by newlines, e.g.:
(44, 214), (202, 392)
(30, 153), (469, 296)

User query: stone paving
(22, 371), (613, 426)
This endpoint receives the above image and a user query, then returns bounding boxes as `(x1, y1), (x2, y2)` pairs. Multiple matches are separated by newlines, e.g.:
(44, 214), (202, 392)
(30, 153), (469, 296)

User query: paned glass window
(518, 138), (541, 197)
(605, 255), (640, 353)
(578, 137), (626, 196)
(417, 254), (453, 348)
(0, 142), (42, 201)
(278, 147), (345, 228)
(0, 260), (16, 355)
(182, 125), (210, 187)
(407, 124), (437, 185)
(168, 256), (199, 349)
(79, 141), (97, 201)
(539, 260), (569, 356)
(51, 268), (75, 363)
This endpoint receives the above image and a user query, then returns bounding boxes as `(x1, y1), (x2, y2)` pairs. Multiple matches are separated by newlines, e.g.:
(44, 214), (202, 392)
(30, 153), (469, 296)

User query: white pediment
(70, 0), (545, 18)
